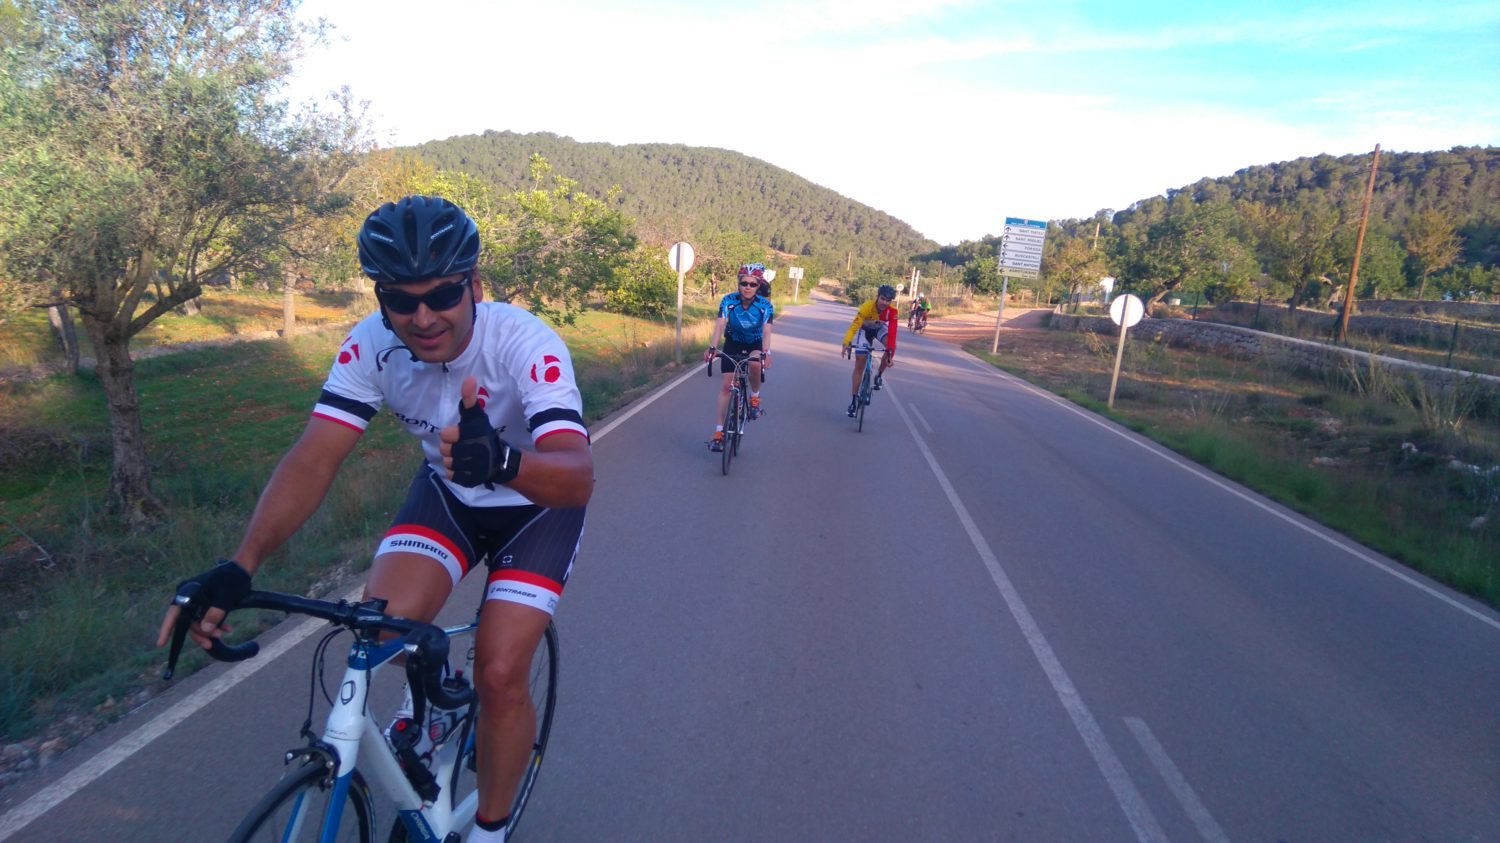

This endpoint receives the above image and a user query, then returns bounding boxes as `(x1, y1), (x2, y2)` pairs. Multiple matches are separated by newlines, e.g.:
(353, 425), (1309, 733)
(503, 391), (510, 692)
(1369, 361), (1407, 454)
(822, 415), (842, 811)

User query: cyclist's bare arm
(236, 417), (363, 572)
(759, 323), (772, 368)
(155, 416), (361, 649)
(499, 432), (593, 509)
(704, 316), (727, 361)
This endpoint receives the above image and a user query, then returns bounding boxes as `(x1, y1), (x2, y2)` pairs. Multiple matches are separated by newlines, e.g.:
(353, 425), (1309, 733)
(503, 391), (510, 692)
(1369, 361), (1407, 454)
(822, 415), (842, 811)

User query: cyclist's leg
(473, 601), (549, 828)
(365, 467), (473, 621)
(715, 371), (733, 423)
(741, 337), (762, 391)
(869, 324), (892, 382)
(714, 340), (747, 445)
(850, 329), (873, 396)
(472, 506), (583, 830)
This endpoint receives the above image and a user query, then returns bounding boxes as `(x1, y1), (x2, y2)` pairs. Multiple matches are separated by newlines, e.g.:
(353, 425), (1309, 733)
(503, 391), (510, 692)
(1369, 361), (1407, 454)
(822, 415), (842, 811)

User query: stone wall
(1207, 302), (1500, 355)
(1347, 300), (1500, 321)
(1049, 311), (1500, 405)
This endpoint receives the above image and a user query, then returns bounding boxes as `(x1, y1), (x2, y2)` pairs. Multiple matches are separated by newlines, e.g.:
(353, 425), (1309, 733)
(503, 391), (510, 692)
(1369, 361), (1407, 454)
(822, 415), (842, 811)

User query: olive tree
(0, 0), (364, 524)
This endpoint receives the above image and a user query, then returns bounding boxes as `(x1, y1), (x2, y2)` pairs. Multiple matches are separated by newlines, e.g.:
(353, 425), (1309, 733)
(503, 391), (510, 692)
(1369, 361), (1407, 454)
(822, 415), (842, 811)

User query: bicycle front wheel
(507, 621), (559, 837)
(721, 392), (737, 474)
(733, 386), (746, 457)
(229, 760), (373, 843)
(857, 368), (871, 432)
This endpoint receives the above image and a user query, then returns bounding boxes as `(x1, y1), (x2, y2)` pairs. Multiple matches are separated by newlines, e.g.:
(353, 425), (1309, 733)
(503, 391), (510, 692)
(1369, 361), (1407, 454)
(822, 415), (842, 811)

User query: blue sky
(287, 0), (1500, 245)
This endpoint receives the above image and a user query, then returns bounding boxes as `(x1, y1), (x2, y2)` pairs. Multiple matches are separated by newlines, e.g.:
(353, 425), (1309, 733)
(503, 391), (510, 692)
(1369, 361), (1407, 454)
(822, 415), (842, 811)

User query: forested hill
(410, 130), (937, 265)
(1119, 146), (1500, 265)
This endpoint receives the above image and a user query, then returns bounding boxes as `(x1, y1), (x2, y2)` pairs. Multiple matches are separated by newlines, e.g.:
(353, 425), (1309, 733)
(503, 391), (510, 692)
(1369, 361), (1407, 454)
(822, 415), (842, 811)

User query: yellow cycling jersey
(842, 299), (900, 349)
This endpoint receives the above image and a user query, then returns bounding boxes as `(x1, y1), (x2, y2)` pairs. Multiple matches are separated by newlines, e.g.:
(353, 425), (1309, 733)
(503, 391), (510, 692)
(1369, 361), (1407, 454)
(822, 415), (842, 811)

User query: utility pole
(1091, 221), (1100, 251)
(1338, 144), (1381, 344)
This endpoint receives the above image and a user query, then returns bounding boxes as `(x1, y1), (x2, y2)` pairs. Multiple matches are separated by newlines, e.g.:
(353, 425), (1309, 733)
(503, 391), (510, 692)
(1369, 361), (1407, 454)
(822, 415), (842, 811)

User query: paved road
(2, 298), (1497, 841)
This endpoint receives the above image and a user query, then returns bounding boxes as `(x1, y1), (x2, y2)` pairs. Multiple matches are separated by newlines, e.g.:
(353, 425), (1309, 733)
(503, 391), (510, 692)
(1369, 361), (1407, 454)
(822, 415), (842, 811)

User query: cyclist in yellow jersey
(841, 284), (898, 417)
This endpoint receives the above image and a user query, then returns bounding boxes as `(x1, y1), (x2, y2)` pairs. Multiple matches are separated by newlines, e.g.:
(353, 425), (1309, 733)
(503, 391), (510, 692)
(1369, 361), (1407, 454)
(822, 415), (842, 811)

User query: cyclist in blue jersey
(703, 265), (774, 451)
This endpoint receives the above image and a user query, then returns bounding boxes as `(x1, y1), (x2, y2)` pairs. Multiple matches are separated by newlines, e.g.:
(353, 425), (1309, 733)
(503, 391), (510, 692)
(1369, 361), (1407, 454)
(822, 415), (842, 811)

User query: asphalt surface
(2, 297), (1497, 842)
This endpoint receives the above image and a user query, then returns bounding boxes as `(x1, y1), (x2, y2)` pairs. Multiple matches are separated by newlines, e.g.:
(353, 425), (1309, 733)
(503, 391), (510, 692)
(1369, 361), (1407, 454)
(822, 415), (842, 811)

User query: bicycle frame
(708, 350), (760, 472)
(849, 341), (889, 432)
(293, 621), (480, 842)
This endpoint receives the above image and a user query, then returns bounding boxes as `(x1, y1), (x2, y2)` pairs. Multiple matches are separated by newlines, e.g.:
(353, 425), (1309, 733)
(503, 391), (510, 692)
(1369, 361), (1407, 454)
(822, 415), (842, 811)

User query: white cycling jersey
(313, 302), (589, 508)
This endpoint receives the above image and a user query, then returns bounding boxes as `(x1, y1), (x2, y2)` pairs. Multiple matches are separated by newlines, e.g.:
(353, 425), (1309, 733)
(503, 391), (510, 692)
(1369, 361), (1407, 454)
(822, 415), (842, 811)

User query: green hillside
(410, 130), (937, 266)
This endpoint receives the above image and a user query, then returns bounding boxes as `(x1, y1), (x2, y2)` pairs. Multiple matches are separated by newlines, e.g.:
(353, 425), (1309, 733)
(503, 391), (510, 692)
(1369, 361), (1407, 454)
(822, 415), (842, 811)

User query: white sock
(751, 390), (760, 398)
(715, 424), (723, 432)
(467, 822), (508, 842)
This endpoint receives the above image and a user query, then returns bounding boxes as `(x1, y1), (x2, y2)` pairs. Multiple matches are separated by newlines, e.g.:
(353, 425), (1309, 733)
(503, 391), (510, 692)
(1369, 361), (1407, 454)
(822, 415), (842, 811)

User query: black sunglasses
(739, 280), (760, 287)
(376, 280), (471, 315)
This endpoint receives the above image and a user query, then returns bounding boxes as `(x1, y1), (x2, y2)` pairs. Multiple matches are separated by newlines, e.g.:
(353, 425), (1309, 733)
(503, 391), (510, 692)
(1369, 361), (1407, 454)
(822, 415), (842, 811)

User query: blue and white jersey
(718, 293), (774, 343)
(313, 302), (589, 508)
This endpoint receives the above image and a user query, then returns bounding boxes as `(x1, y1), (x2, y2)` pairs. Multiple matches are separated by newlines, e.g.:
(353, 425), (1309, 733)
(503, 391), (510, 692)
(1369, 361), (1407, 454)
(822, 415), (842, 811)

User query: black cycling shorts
(719, 337), (764, 374)
(375, 465), (585, 615)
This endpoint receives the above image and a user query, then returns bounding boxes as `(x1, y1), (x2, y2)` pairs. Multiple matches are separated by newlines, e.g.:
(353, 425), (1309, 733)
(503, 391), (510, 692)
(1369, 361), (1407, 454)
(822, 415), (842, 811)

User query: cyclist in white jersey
(159, 196), (592, 843)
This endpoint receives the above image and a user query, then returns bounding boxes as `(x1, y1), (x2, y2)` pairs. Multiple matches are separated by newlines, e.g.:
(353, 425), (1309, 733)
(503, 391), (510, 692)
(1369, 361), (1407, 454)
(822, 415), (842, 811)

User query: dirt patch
(920, 308), (1088, 382)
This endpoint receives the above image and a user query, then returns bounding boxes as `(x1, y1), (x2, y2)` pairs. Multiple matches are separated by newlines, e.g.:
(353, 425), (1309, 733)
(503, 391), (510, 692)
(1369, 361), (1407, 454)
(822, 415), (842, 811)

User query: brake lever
(162, 583), (260, 679)
(163, 585), (204, 680)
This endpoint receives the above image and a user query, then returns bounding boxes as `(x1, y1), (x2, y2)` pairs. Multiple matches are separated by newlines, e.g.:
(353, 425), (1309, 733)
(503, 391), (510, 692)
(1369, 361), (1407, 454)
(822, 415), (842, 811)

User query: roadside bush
(603, 247), (677, 318)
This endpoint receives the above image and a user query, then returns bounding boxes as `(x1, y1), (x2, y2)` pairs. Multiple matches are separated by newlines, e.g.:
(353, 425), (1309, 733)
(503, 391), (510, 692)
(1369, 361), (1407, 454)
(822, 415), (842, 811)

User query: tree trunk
(1417, 272), (1430, 301)
(282, 273), (296, 338)
(180, 296), (201, 317)
(80, 313), (164, 525)
(46, 304), (81, 374)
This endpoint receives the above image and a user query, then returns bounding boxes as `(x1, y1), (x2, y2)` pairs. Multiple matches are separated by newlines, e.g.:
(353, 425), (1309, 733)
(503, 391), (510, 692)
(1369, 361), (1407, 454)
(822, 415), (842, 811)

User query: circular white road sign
(667, 242), (695, 273)
(1109, 293), (1144, 328)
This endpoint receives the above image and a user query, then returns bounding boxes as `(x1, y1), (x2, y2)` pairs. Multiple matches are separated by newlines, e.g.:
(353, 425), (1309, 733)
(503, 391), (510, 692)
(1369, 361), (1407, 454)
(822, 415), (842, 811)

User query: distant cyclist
(908, 293), (930, 330)
(841, 284), (899, 417)
(704, 265), (775, 450)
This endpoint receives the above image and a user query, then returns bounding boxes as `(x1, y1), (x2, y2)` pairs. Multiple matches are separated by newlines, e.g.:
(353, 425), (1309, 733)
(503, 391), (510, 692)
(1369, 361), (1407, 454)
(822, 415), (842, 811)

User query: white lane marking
(890, 396), (1169, 843)
(909, 403), (935, 434)
(591, 364), (702, 441)
(954, 350), (1500, 634)
(1126, 717), (1231, 843)
(0, 325), (732, 834)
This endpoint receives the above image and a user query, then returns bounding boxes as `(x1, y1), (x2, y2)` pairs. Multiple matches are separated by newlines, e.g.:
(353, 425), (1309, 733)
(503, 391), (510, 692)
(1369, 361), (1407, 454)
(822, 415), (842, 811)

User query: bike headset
(358, 195), (482, 332)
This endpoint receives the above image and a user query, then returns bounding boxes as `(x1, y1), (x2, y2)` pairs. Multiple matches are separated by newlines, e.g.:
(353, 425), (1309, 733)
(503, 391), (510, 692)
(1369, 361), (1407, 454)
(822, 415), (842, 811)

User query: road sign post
(667, 242), (696, 364)
(1107, 293), (1144, 409)
(789, 266), (804, 302)
(991, 276), (1009, 354)
(994, 217), (1046, 353)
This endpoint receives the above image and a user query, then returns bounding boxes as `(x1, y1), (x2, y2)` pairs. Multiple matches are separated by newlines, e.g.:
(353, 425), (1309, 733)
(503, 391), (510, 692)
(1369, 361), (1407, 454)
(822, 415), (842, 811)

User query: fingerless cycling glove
(450, 399), (522, 489)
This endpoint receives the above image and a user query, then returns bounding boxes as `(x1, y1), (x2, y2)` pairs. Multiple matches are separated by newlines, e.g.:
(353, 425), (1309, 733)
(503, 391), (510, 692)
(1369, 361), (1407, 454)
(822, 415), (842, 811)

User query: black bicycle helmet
(357, 196), (481, 284)
(877, 284), (897, 300)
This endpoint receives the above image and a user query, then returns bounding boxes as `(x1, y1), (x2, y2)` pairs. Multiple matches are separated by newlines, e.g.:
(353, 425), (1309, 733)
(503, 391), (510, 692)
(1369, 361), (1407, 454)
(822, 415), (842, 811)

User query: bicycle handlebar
(704, 348), (762, 378)
(164, 585), (475, 711)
